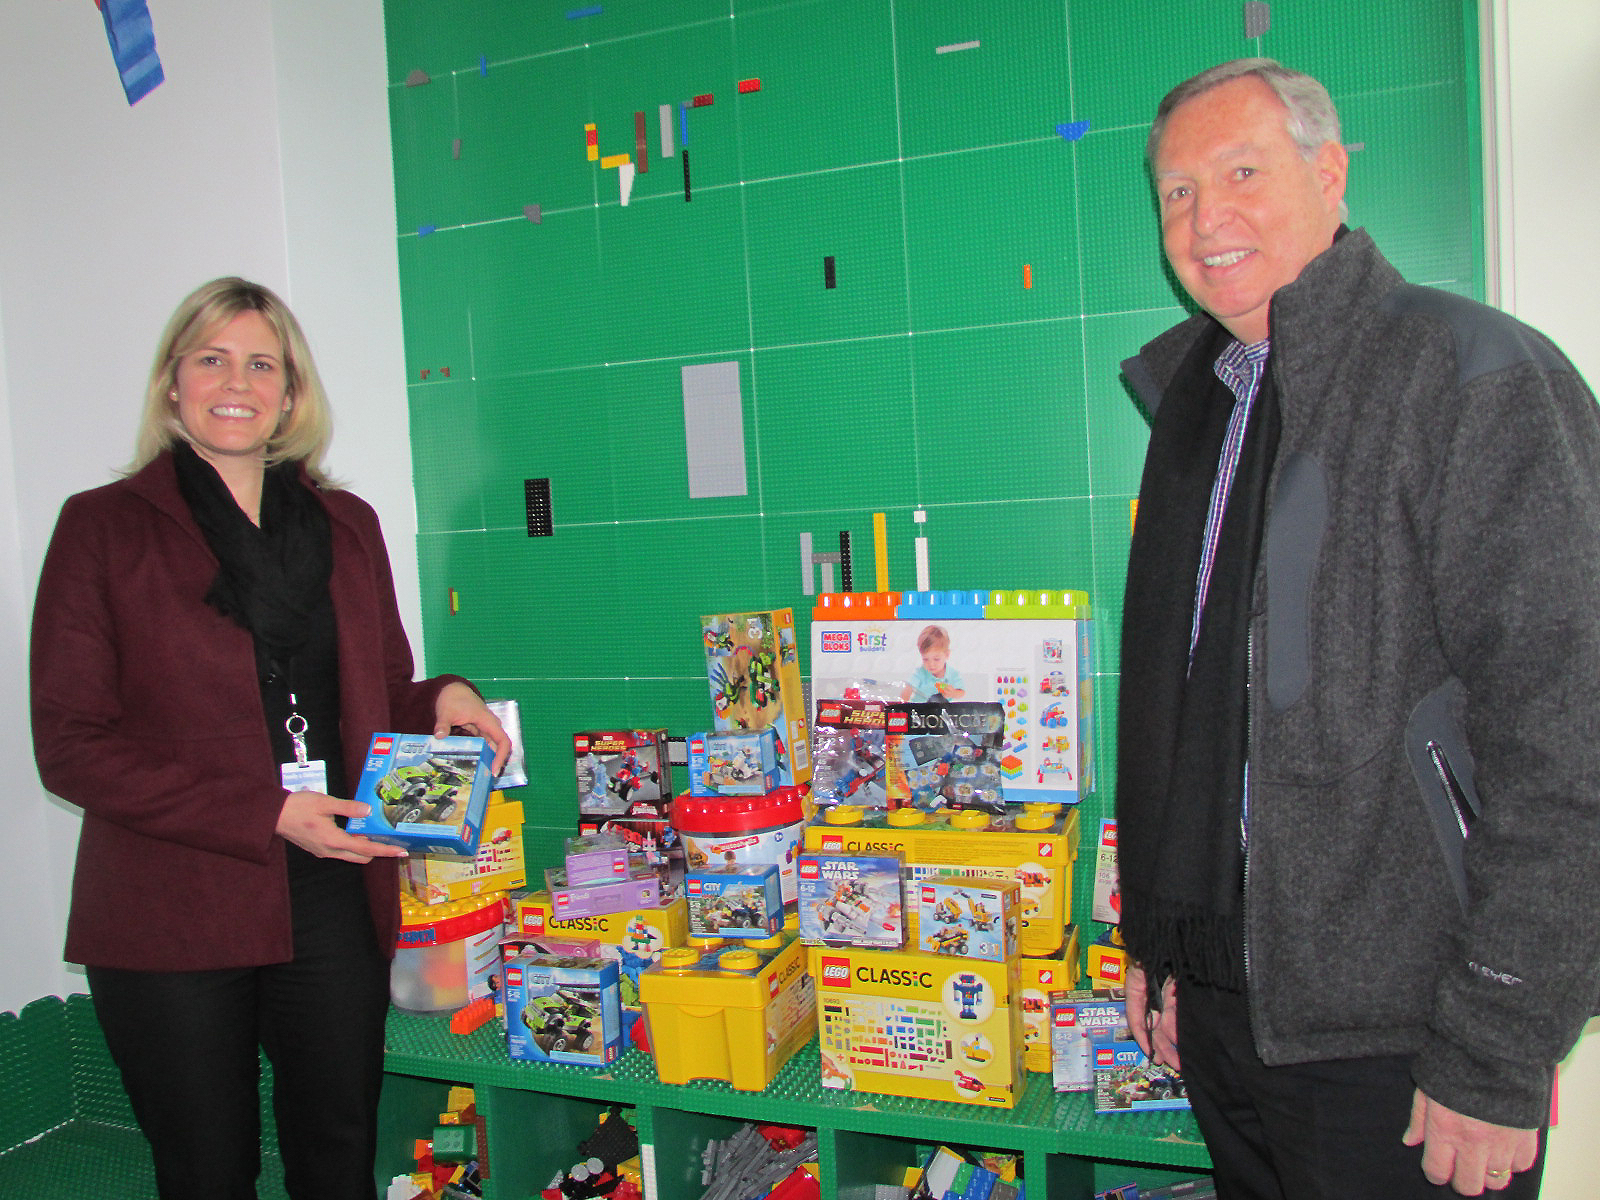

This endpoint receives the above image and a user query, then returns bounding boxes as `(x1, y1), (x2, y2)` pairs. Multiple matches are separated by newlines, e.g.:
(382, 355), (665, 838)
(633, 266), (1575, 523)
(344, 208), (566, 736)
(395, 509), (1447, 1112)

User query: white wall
(0, 0), (416, 1009)
(1, 0), (1596, 1192)
(1485, 1), (1600, 1191)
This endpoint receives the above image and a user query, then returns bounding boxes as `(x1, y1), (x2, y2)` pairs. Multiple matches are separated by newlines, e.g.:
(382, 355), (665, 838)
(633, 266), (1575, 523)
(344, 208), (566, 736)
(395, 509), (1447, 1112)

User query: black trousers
(1177, 979), (1547, 1200)
(88, 859), (389, 1200)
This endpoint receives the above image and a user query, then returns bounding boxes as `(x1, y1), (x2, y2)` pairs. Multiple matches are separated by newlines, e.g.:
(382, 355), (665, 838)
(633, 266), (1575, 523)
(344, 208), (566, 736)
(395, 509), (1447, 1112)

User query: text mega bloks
(810, 946), (1024, 1108)
(804, 806), (1079, 956)
(700, 609), (811, 787)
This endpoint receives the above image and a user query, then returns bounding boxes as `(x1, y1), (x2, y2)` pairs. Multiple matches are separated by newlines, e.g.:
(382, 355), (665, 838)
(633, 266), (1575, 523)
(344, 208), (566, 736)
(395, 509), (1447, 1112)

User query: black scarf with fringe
(1116, 323), (1281, 992)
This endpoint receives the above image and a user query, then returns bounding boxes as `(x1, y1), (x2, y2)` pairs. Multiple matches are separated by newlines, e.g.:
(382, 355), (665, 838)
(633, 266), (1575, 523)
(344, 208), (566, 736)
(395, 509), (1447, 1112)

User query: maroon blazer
(31, 451), (462, 971)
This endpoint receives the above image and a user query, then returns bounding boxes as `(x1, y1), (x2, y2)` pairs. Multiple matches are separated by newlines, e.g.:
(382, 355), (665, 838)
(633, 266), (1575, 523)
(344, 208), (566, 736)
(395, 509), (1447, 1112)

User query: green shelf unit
(383, 1007), (1209, 1198)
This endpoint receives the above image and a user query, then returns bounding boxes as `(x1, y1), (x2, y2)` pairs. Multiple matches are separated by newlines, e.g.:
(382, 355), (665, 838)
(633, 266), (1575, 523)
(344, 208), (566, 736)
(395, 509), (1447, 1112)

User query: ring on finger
(1486, 1169), (1509, 1179)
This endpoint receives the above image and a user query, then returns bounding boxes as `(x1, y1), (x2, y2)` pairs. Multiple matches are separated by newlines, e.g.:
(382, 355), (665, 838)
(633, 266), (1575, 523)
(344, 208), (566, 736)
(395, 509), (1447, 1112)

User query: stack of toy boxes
(699, 610), (812, 789)
(803, 790), (1081, 1079)
(401, 794), (527, 906)
(810, 589), (1094, 806)
(637, 936), (816, 1091)
(512, 858), (690, 1042)
(544, 832), (662, 918)
(573, 728), (683, 893)
(684, 862), (784, 939)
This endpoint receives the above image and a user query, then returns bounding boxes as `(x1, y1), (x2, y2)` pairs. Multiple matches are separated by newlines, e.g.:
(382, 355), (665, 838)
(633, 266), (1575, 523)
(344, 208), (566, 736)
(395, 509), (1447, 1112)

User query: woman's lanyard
(277, 660), (328, 794)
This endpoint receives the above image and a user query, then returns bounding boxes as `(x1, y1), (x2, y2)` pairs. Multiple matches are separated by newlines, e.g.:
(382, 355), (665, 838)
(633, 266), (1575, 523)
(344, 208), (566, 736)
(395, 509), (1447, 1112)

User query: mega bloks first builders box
(349, 734), (495, 856)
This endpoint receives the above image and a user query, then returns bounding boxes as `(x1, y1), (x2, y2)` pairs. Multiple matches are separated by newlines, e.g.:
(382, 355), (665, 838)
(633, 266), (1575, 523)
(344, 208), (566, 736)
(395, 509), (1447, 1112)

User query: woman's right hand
(276, 790), (410, 863)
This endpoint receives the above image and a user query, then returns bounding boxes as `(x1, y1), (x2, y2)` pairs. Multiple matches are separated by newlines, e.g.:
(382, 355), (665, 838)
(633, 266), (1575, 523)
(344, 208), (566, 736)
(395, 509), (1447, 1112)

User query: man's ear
(1315, 139), (1350, 215)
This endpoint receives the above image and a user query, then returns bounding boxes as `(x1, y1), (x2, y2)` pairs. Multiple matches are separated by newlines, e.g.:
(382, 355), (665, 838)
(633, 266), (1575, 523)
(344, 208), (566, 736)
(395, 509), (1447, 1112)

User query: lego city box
(1090, 1007), (1189, 1113)
(502, 951), (623, 1067)
(401, 796), (526, 905)
(810, 945), (1025, 1108)
(686, 728), (783, 797)
(573, 729), (672, 819)
(684, 863), (783, 938)
(804, 805), (1080, 956)
(810, 605), (1094, 805)
(349, 733), (496, 856)
(796, 851), (905, 949)
(700, 608), (811, 787)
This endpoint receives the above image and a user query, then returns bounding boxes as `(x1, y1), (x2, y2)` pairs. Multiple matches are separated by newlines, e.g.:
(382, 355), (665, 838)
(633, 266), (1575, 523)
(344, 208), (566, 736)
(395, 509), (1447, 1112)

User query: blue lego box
(502, 951), (623, 1066)
(1089, 1003), (1189, 1113)
(348, 733), (495, 856)
(686, 728), (783, 797)
(684, 864), (784, 938)
(796, 852), (905, 948)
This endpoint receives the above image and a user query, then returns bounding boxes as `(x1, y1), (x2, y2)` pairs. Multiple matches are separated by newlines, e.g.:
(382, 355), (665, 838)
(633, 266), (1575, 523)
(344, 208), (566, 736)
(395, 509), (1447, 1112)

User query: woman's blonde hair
(131, 277), (337, 484)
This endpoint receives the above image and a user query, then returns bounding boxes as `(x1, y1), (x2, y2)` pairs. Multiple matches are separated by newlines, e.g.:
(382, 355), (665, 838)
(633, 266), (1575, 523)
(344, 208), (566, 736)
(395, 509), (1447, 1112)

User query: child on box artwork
(901, 624), (966, 702)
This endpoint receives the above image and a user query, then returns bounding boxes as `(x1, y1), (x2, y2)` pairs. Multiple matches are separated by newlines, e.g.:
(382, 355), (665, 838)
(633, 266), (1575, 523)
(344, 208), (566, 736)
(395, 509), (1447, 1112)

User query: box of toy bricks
(402, 796), (526, 905)
(513, 892), (688, 1035)
(810, 588), (1094, 804)
(810, 697), (889, 807)
(909, 1146), (1023, 1200)
(1049, 987), (1129, 1092)
(805, 805), (1080, 957)
(502, 950), (623, 1066)
(684, 863), (783, 938)
(1088, 995), (1190, 1113)
(811, 945), (1025, 1107)
(700, 609), (811, 787)
(574, 728), (672, 819)
(887, 701), (1008, 815)
(796, 851), (905, 949)
(1016, 924), (1082, 1072)
(349, 733), (495, 856)
(686, 727), (783, 797)
(915, 876), (1021, 962)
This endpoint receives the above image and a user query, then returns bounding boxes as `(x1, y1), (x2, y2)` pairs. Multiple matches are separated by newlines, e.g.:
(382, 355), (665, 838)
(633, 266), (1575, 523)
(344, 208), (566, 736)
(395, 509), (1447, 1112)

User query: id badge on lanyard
(279, 693), (328, 793)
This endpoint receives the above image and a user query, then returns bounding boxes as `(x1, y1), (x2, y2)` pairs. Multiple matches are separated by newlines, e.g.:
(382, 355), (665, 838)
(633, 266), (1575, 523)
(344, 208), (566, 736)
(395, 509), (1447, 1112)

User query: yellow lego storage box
(804, 805), (1079, 956)
(402, 796), (526, 905)
(639, 935), (815, 1091)
(811, 946), (1024, 1108)
(1017, 925), (1083, 1072)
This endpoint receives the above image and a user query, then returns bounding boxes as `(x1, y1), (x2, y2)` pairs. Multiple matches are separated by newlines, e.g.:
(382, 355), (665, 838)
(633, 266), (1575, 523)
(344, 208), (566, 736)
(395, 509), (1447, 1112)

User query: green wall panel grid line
(385, 0), (1480, 1172)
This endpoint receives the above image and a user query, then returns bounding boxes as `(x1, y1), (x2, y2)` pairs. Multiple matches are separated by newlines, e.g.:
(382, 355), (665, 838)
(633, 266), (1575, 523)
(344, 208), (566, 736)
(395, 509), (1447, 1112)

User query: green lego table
(381, 1006), (1211, 1199)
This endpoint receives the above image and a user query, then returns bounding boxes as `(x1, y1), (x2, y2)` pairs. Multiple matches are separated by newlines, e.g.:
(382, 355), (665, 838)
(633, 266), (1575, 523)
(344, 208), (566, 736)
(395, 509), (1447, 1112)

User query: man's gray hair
(1147, 58), (1342, 168)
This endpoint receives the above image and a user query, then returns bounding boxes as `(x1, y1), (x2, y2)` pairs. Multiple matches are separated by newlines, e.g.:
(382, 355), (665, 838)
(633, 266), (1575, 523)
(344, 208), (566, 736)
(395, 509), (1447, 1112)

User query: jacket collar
(123, 449), (344, 548)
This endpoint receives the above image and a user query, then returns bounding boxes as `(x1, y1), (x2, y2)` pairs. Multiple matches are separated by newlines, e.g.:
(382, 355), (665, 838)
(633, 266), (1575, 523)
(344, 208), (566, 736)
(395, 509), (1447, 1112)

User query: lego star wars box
(810, 946), (1024, 1108)
(502, 952), (622, 1066)
(810, 600), (1093, 805)
(796, 852), (905, 948)
(701, 609), (811, 787)
(574, 729), (672, 819)
(1050, 988), (1128, 1092)
(349, 734), (496, 856)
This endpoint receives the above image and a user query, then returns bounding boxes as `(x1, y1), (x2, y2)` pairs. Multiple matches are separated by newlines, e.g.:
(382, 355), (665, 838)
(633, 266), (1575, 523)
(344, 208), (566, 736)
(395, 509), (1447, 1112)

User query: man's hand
(1403, 1088), (1539, 1194)
(276, 790), (409, 863)
(1125, 962), (1181, 1069)
(434, 681), (512, 774)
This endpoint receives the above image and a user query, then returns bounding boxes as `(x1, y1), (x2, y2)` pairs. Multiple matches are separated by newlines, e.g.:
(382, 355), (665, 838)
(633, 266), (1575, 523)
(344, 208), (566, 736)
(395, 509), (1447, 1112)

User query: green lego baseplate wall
(383, 0), (1481, 977)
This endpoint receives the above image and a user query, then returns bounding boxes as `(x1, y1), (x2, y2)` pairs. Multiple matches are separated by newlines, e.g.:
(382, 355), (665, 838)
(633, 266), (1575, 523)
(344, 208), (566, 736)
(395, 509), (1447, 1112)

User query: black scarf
(1117, 323), (1281, 992)
(171, 442), (333, 675)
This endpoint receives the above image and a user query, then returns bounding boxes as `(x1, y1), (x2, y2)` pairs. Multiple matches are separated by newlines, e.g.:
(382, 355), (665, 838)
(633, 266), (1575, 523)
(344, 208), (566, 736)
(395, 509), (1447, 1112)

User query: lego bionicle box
(810, 698), (889, 807)
(810, 609), (1093, 805)
(700, 609), (811, 787)
(887, 702), (1007, 814)
(796, 852), (905, 948)
(349, 733), (496, 856)
(573, 729), (672, 819)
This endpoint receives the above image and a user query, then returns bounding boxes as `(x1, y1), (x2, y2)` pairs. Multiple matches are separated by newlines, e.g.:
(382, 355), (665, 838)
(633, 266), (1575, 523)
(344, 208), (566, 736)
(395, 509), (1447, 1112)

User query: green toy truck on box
(349, 733), (495, 856)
